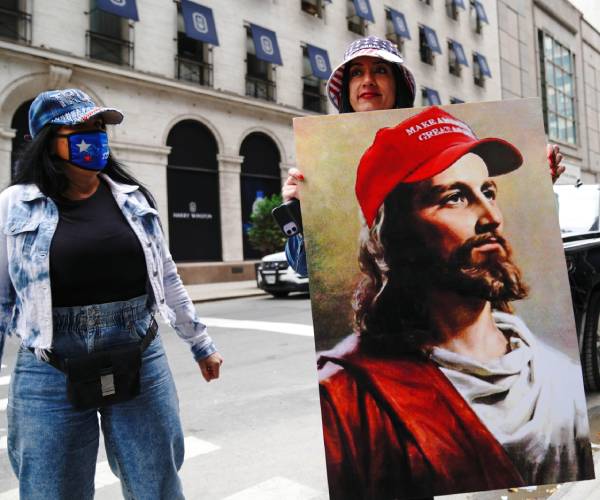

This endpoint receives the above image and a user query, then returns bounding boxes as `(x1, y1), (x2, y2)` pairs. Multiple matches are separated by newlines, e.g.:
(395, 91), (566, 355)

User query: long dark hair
(339, 63), (414, 114)
(352, 183), (519, 355)
(11, 124), (156, 208)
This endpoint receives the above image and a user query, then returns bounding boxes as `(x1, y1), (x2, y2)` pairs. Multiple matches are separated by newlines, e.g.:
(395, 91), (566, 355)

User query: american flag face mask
(326, 36), (416, 110)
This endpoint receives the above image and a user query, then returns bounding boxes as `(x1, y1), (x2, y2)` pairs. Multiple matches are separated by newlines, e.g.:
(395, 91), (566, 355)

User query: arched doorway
(166, 120), (221, 261)
(240, 132), (281, 259)
(10, 99), (33, 180)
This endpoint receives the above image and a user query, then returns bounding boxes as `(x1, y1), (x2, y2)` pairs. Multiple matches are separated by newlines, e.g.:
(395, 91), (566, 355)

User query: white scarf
(429, 311), (592, 484)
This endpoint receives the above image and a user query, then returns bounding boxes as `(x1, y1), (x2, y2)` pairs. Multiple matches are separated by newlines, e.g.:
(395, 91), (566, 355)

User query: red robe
(318, 349), (526, 500)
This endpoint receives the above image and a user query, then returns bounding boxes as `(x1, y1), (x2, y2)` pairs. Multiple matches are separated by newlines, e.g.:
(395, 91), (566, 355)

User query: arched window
(166, 120), (221, 261)
(240, 132), (281, 259)
(10, 98), (33, 180)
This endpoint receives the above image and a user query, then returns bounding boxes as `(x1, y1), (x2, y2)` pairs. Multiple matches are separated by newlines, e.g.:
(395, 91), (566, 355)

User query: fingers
(282, 169), (304, 203)
(199, 354), (223, 382)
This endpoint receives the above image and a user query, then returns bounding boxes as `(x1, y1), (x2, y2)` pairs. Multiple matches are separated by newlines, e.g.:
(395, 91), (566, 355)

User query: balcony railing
(86, 30), (133, 67)
(176, 56), (213, 87)
(302, 77), (327, 113)
(245, 75), (276, 102)
(0, 6), (31, 44)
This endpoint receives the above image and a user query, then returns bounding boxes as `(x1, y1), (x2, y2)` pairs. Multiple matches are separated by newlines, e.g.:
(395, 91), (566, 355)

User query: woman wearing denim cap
(282, 36), (566, 276)
(0, 88), (223, 499)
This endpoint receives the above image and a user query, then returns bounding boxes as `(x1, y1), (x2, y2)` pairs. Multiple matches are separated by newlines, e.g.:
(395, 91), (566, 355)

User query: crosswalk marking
(0, 436), (6, 450)
(222, 476), (324, 500)
(0, 376), (10, 386)
(201, 317), (314, 337)
(0, 400), (7, 412)
(94, 436), (221, 489)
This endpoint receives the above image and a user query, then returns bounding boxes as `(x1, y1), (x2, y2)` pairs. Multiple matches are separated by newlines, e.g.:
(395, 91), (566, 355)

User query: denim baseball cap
(28, 88), (124, 138)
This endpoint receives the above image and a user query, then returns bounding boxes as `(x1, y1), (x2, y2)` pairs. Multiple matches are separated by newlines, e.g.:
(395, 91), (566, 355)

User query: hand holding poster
(293, 99), (594, 499)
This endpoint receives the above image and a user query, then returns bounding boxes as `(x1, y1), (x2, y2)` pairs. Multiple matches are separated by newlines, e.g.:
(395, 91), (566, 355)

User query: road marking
(0, 399), (7, 411)
(0, 489), (17, 500)
(0, 376), (10, 386)
(202, 318), (314, 337)
(222, 476), (324, 500)
(94, 436), (220, 489)
(0, 436), (6, 450)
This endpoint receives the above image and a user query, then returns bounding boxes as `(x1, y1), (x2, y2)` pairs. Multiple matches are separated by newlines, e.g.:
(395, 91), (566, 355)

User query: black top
(50, 180), (148, 307)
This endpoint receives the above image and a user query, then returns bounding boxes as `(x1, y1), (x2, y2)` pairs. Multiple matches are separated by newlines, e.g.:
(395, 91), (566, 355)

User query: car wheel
(270, 291), (289, 298)
(582, 291), (600, 391)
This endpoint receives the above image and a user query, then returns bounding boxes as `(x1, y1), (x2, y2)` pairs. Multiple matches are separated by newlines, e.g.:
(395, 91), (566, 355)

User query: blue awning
(449, 40), (468, 66)
(181, 1), (219, 45)
(250, 24), (282, 65)
(424, 87), (441, 105)
(422, 25), (442, 54)
(452, 0), (466, 8)
(307, 44), (332, 80)
(352, 0), (374, 22)
(474, 52), (491, 77)
(96, 0), (139, 21)
(474, 1), (489, 23)
(388, 8), (410, 40)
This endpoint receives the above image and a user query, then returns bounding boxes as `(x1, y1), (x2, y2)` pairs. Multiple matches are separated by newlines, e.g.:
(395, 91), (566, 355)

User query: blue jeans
(7, 295), (185, 500)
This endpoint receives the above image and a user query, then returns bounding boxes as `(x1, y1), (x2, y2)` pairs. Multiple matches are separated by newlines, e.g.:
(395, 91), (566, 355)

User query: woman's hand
(198, 352), (223, 382)
(282, 168), (305, 203)
(547, 143), (565, 184)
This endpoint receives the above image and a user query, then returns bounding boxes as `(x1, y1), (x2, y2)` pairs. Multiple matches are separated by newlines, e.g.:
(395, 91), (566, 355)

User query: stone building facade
(497, 0), (600, 184)
(0, 0), (501, 281)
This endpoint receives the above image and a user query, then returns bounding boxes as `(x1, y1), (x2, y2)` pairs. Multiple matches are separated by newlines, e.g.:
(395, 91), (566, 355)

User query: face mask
(56, 130), (110, 171)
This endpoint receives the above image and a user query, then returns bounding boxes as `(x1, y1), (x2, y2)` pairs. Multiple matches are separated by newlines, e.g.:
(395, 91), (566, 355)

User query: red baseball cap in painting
(355, 106), (523, 227)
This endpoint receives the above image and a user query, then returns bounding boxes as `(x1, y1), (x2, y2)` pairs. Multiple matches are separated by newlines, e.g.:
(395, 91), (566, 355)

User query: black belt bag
(32, 316), (158, 411)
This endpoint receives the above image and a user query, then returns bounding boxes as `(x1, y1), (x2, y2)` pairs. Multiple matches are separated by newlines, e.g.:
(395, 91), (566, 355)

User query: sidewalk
(185, 280), (267, 303)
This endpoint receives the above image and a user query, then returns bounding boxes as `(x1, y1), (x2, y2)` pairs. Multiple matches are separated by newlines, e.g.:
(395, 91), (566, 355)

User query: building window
(419, 0), (432, 5)
(472, 52), (491, 87)
(347, 0), (367, 35)
(422, 87), (441, 106)
(0, 0), (31, 43)
(87, 0), (133, 66)
(446, 0), (459, 20)
(538, 30), (576, 145)
(301, 0), (324, 18)
(448, 41), (461, 76)
(245, 27), (276, 102)
(385, 8), (404, 55)
(302, 47), (327, 113)
(175, 6), (212, 86)
(419, 25), (440, 65)
(470, 0), (488, 34)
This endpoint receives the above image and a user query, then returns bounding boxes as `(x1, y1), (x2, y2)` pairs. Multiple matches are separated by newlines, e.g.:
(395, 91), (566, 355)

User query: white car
(255, 251), (309, 298)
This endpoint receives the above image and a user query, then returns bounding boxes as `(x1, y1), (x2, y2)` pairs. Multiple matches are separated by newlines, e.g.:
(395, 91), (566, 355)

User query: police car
(255, 251), (309, 298)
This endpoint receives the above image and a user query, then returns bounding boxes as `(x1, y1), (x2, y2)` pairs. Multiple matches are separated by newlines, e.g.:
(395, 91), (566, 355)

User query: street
(0, 294), (329, 500)
(0, 294), (599, 499)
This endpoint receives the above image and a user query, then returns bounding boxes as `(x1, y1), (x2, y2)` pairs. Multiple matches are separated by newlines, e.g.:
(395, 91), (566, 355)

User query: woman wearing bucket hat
(0, 88), (223, 499)
(282, 36), (566, 276)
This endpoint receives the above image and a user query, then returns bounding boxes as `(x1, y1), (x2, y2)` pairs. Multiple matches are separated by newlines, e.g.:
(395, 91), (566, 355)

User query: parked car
(255, 251), (309, 298)
(556, 184), (600, 391)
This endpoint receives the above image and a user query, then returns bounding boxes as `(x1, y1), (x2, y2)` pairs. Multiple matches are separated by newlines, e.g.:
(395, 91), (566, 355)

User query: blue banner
(250, 24), (282, 65)
(450, 40), (468, 66)
(181, 0), (219, 46)
(352, 0), (374, 22)
(424, 87), (441, 105)
(422, 25), (442, 54)
(307, 45), (331, 80)
(474, 1), (489, 23)
(475, 53), (491, 77)
(96, 0), (139, 21)
(389, 9), (410, 40)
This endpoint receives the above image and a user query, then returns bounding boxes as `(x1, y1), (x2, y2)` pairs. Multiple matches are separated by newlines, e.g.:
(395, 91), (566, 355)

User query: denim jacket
(0, 174), (217, 365)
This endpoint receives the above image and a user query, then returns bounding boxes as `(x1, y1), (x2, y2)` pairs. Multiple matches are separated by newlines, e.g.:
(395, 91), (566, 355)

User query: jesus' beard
(425, 232), (529, 303)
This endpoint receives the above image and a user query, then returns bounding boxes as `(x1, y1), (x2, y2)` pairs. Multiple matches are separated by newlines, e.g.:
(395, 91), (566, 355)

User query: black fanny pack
(32, 317), (158, 411)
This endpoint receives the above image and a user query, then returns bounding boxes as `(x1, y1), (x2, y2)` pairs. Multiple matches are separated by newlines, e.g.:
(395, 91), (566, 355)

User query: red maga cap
(355, 106), (523, 227)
